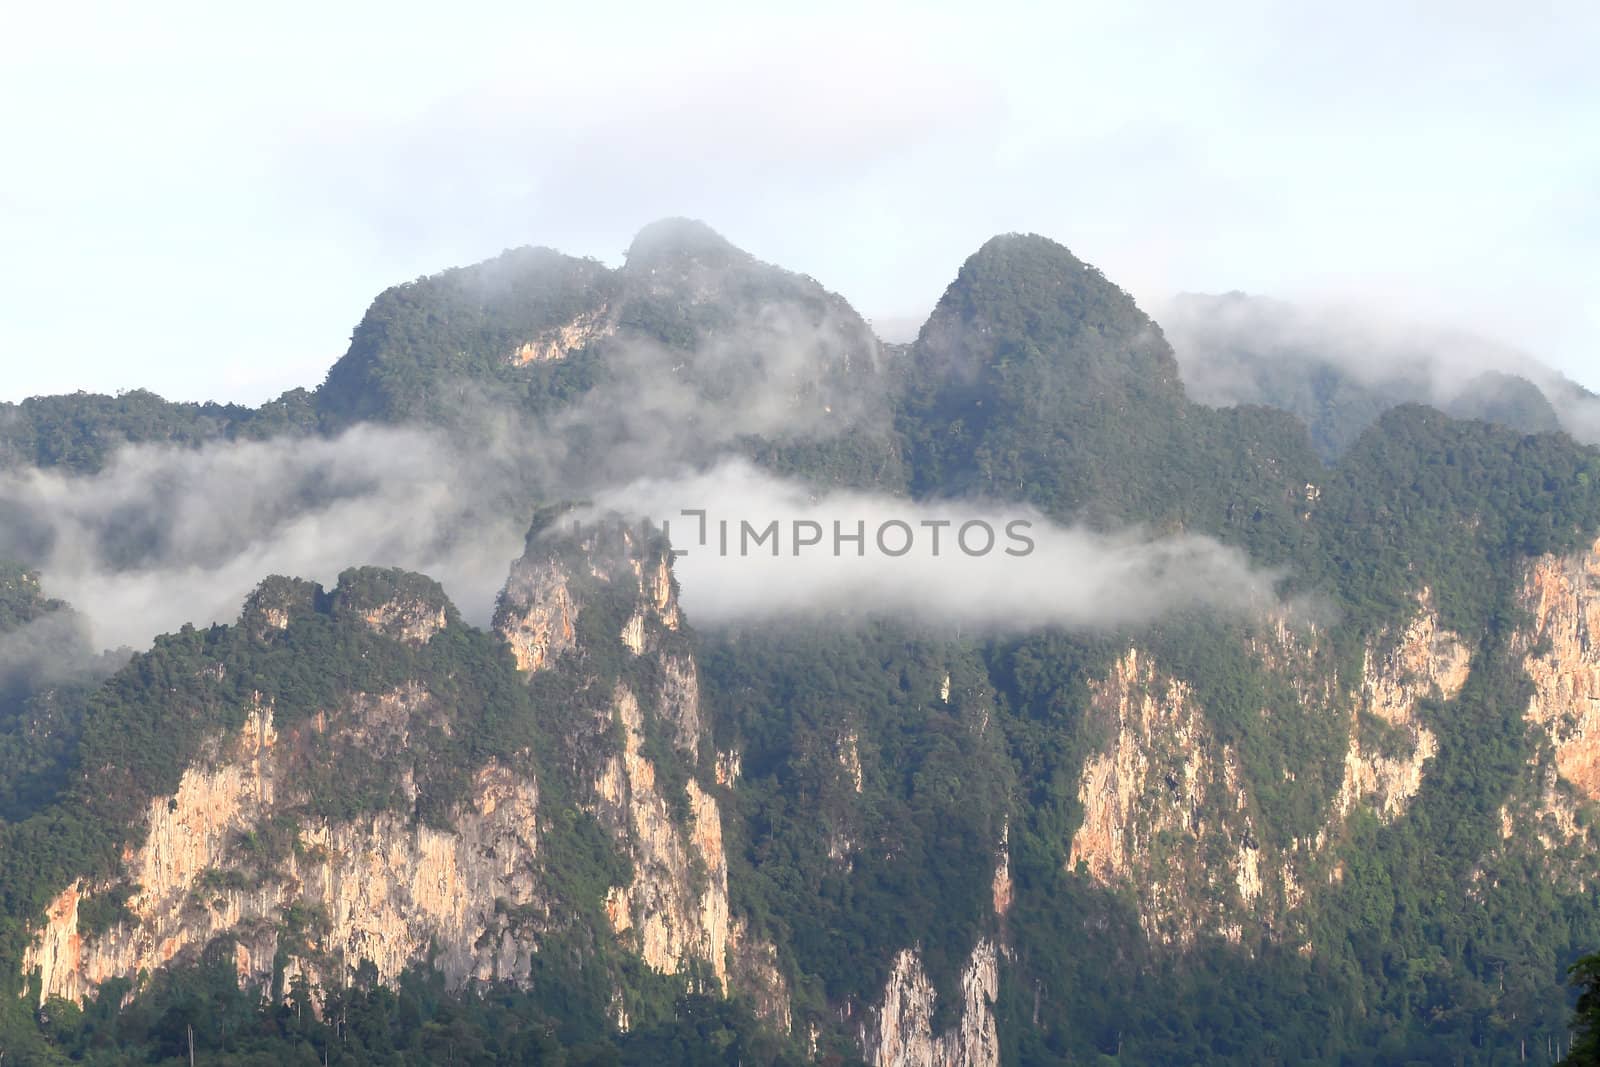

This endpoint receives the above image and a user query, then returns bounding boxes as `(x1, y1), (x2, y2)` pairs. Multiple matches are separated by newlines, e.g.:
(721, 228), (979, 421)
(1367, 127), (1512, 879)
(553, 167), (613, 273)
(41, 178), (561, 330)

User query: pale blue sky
(3, 0), (1597, 403)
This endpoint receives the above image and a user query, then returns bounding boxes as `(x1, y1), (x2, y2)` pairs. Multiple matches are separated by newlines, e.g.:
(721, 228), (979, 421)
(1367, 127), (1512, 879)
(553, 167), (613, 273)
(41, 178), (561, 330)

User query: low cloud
(0, 426), (528, 651)
(532, 300), (889, 486)
(0, 294), (893, 654)
(587, 460), (1306, 631)
(0, 610), (120, 704)
(0, 289), (1344, 656)
(1159, 293), (1600, 447)
(1, 428), (1304, 656)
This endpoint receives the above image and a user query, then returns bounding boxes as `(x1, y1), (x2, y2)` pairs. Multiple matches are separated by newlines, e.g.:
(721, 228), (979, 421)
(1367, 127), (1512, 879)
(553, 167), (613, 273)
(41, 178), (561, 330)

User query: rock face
(510, 306), (614, 365)
(1521, 535), (1600, 799)
(496, 524), (685, 676)
(496, 555), (579, 673)
(18, 543), (752, 1023)
(594, 685), (729, 990)
(861, 940), (1001, 1067)
(1067, 600), (1472, 948)
(33, 507), (1600, 1062)
(491, 523), (782, 1022)
(991, 820), (1012, 920)
(1495, 535), (1600, 877)
(360, 598), (450, 647)
(1068, 648), (1271, 946)
(1336, 595), (1471, 821)
(18, 531), (804, 1046)
(24, 699), (545, 1006)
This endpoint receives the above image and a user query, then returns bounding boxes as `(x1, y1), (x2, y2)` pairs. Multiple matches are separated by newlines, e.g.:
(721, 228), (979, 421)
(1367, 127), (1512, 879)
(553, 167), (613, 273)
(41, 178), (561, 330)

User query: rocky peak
(317, 246), (617, 423)
(333, 566), (455, 647)
(494, 515), (683, 675)
(487, 514), (749, 1016)
(899, 232), (1191, 510)
(239, 575), (321, 638)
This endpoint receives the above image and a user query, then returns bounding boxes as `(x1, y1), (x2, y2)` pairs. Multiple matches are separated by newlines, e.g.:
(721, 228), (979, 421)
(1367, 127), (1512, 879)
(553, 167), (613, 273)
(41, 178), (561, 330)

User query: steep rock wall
(510, 306), (615, 365)
(495, 530), (765, 1016)
(860, 940), (1001, 1067)
(595, 685), (729, 989)
(1336, 596), (1471, 821)
(1067, 648), (1271, 946)
(23, 700), (544, 1006)
(1521, 535), (1600, 799)
(1489, 535), (1600, 881)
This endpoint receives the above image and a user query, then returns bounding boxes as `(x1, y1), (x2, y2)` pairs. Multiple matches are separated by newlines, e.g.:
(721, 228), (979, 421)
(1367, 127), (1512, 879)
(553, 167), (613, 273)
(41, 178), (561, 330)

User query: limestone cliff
(1520, 535), (1600, 800)
(1495, 534), (1600, 877)
(1336, 594), (1471, 821)
(494, 522), (683, 678)
(594, 685), (729, 990)
(510, 306), (615, 365)
(860, 940), (1001, 1067)
(1066, 599), (1471, 949)
(495, 554), (578, 673)
(19, 539), (766, 1036)
(1068, 648), (1279, 946)
(492, 522), (791, 1028)
(24, 695), (545, 1006)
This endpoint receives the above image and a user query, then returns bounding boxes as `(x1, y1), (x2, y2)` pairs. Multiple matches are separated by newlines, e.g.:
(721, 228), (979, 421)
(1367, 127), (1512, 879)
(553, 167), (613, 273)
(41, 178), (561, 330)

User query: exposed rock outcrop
(1335, 595), (1470, 821)
(496, 556), (578, 673)
(23, 700), (545, 1006)
(594, 685), (729, 990)
(495, 522), (683, 675)
(499, 526), (734, 1002)
(360, 597), (449, 647)
(510, 306), (615, 365)
(1521, 536), (1600, 799)
(1068, 649), (1271, 946)
(728, 917), (793, 1035)
(861, 940), (1001, 1067)
(991, 820), (1012, 920)
(1490, 535), (1600, 880)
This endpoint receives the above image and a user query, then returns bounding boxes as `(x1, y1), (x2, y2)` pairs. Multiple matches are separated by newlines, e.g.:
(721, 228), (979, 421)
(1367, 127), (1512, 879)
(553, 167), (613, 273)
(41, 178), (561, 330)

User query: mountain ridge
(0, 222), (1599, 1063)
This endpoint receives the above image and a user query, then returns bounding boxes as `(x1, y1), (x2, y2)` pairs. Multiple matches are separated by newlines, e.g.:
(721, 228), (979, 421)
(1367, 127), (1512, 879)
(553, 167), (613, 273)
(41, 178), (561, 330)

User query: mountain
(0, 224), (1599, 1063)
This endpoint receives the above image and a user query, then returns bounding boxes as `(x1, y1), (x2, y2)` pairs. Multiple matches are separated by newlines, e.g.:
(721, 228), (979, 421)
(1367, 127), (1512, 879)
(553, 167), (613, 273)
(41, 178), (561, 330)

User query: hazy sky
(3, 1), (1597, 403)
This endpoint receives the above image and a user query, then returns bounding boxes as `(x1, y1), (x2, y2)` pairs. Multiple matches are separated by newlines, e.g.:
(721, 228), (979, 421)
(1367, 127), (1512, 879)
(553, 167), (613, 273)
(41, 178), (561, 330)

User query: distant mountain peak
(927, 232), (1158, 348)
(913, 231), (1176, 391)
(625, 217), (748, 271)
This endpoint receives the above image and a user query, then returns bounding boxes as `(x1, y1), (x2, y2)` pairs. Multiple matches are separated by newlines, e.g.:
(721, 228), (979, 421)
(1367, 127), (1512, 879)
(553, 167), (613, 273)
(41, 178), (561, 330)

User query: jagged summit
(236, 566), (459, 649)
